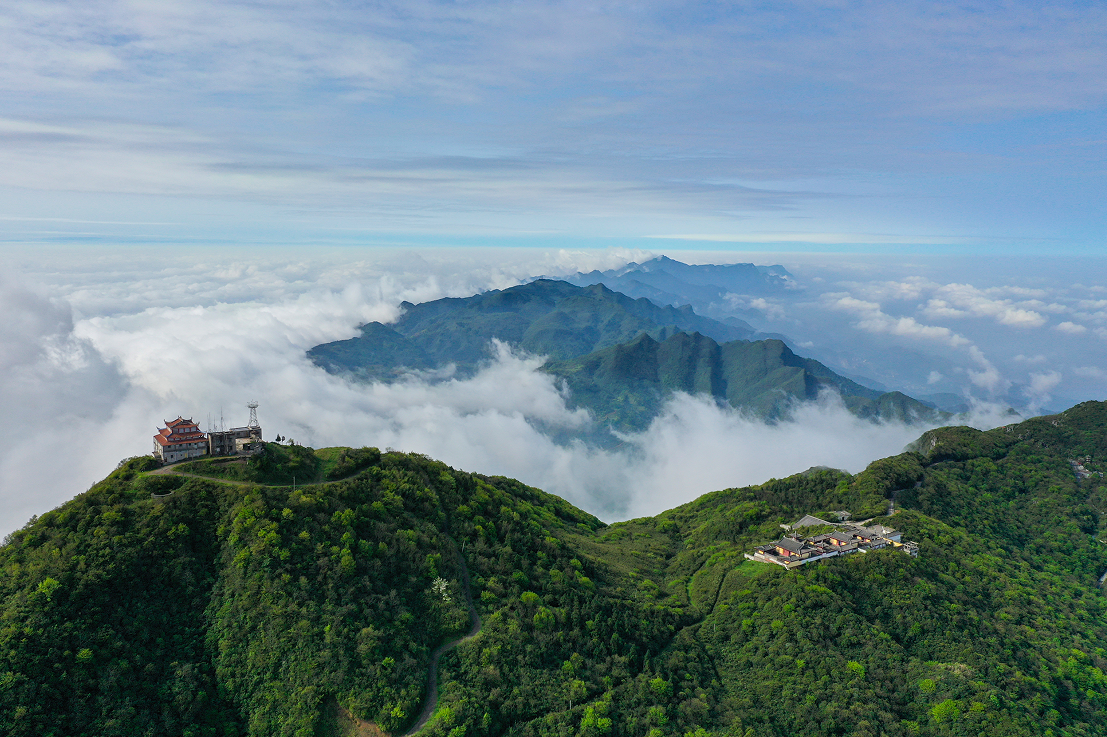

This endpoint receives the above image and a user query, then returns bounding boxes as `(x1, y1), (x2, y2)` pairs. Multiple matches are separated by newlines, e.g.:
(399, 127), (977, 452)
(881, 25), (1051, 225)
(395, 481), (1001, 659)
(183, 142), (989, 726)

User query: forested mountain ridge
(307, 279), (939, 428)
(545, 331), (942, 429)
(2, 401), (1107, 737)
(307, 279), (756, 380)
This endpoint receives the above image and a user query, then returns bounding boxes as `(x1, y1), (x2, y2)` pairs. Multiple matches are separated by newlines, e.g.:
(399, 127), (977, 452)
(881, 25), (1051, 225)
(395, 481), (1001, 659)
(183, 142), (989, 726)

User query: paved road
(401, 550), (482, 736)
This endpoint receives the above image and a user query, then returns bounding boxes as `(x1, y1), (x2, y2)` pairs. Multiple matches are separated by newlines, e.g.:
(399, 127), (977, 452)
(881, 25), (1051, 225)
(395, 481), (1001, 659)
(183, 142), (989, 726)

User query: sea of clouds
(1, 246), (1093, 538)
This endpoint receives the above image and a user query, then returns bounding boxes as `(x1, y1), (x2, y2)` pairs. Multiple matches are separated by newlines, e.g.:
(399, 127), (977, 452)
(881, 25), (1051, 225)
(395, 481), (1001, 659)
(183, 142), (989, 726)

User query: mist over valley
(2, 246), (1101, 539)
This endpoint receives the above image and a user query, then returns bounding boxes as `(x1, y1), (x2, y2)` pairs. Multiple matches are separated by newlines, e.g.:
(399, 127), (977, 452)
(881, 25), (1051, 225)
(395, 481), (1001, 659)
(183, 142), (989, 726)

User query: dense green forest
(2, 402), (1107, 736)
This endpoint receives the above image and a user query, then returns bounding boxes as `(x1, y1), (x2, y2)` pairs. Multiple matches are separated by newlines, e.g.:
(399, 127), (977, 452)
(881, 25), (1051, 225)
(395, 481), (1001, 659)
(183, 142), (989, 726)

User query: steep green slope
(0, 448), (679, 737)
(634, 402), (1107, 737)
(546, 332), (943, 429)
(307, 279), (754, 380)
(3, 402), (1107, 737)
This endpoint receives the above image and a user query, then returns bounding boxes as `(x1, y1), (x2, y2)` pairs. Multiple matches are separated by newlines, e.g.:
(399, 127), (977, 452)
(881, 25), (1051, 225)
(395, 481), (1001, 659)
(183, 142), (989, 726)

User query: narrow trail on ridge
(145, 462), (370, 488)
(401, 547), (482, 736)
(147, 466), (257, 486)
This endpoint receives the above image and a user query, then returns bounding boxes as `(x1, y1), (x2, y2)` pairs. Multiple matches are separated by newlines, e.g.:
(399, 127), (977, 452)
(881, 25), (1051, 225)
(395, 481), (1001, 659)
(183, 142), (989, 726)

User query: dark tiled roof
(775, 538), (807, 554)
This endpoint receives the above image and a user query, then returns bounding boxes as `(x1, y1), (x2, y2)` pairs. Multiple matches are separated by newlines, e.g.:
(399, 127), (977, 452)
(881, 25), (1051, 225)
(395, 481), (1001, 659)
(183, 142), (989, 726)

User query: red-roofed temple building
(153, 417), (209, 463)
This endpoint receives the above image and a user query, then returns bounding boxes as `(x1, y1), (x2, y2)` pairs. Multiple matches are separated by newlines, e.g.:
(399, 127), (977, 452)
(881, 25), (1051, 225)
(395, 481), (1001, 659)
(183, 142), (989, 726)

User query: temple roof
(791, 514), (832, 529)
(155, 415), (206, 445)
(774, 537), (807, 553)
(154, 433), (206, 446)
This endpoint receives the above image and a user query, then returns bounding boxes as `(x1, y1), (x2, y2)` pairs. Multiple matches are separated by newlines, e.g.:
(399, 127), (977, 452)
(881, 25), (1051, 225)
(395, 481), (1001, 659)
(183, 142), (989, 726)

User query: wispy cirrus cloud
(7, 1), (1105, 113)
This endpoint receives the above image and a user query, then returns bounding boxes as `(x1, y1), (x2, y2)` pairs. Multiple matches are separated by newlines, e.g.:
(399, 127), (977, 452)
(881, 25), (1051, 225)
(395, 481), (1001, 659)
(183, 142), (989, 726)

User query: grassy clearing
(171, 444), (381, 486)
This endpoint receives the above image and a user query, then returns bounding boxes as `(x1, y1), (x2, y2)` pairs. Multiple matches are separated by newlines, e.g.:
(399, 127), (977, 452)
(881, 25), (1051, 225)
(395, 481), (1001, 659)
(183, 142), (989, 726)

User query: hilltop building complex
(153, 403), (263, 463)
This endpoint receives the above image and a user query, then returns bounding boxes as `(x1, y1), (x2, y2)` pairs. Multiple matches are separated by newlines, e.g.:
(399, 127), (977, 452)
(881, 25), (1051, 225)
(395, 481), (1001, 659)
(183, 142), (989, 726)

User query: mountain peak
(4, 402), (1106, 735)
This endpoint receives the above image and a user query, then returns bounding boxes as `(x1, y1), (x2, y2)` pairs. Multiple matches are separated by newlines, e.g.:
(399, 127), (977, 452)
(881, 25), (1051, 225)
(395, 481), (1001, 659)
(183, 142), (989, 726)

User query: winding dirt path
(147, 465), (258, 486)
(400, 550), (482, 736)
(145, 462), (365, 488)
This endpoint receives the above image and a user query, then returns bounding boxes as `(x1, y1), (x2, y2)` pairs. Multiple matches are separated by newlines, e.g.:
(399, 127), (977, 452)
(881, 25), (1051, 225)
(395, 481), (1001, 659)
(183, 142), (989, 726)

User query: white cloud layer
(0, 275), (131, 532)
(8, 247), (1105, 540)
(826, 294), (969, 346)
(927, 283), (1047, 328)
(1, 247), (1008, 539)
(610, 392), (960, 519)
(1023, 370), (1064, 412)
(806, 263), (1107, 403)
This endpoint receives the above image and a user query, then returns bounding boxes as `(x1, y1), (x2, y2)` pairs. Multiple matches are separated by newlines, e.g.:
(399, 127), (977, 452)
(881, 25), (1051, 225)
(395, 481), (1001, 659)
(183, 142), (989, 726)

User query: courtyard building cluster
(746, 515), (919, 569)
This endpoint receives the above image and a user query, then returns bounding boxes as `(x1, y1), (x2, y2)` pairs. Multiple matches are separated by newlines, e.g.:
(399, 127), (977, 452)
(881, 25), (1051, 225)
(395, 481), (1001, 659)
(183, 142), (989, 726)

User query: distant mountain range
(552, 255), (797, 315)
(308, 279), (944, 434)
(307, 279), (756, 379)
(559, 256), (1074, 417)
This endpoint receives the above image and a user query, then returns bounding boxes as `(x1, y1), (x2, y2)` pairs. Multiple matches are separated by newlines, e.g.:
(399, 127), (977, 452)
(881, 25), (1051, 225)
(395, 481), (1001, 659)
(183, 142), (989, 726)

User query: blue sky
(1, 0), (1105, 251)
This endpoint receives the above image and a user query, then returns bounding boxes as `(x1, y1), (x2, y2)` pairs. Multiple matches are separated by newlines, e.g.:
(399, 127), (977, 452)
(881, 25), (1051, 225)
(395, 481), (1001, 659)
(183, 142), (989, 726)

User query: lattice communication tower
(246, 401), (260, 429)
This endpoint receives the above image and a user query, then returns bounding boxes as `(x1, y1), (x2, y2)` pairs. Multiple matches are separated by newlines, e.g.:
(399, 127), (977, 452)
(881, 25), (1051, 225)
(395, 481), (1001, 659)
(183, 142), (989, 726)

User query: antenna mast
(246, 401), (260, 429)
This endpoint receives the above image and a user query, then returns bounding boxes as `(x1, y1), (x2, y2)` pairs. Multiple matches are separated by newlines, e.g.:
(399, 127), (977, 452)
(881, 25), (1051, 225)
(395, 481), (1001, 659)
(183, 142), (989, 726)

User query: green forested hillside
(545, 332), (942, 429)
(2, 402), (1107, 737)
